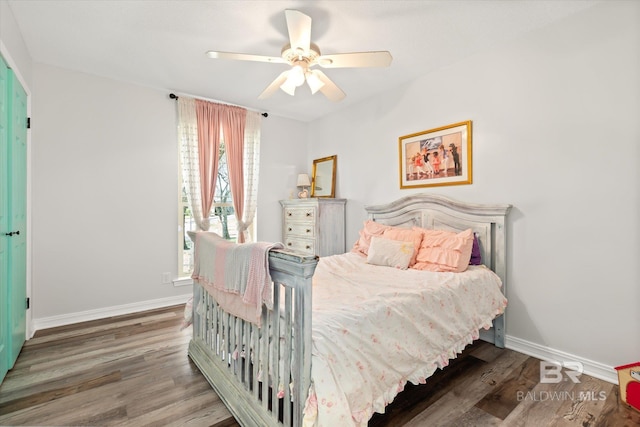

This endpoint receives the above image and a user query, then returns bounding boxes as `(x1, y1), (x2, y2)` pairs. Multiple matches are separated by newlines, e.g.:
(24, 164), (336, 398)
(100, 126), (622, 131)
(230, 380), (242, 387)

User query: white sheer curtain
(178, 97), (208, 231)
(177, 96), (262, 239)
(237, 111), (262, 242)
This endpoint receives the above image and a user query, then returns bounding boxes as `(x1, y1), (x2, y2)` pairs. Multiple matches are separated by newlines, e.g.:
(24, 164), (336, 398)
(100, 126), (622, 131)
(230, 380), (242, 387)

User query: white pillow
(366, 236), (415, 270)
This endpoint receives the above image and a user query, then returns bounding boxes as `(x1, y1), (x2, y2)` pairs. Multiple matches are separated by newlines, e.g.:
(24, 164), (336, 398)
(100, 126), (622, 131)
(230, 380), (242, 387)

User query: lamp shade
(288, 65), (306, 87)
(306, 70), (325, 95)
(296, 173), (311, 187)
(280, 79), (297, 96)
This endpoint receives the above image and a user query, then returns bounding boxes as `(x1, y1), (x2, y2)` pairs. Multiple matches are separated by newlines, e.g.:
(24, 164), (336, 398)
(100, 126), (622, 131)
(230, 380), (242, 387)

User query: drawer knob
(305, 245), (311, 249)
(287, 242), (292, 246)
(306, 229), (311, 233)
(288, 212), (292, 216)
(306, 212), (311, 217)
(288, 227), (292, 232)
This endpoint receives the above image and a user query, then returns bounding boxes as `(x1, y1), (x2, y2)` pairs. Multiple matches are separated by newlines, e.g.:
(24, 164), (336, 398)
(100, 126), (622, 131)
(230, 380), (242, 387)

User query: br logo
(540, 361), (583, 383)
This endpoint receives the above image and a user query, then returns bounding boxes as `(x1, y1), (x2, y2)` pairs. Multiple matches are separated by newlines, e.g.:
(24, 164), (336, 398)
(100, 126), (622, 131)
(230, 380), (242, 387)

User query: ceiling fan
(205, 9), (392, 102)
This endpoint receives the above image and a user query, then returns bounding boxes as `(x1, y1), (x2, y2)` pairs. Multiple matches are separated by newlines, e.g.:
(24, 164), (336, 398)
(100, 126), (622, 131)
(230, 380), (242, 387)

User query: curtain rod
(169, 93), (268, 118)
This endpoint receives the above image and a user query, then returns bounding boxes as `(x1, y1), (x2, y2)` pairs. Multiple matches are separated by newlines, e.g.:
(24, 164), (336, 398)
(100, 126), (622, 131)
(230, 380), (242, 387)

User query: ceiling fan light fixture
(280, 79), (297, 96)
(306, 71), (325, 94)
(287, 64), (306, 87)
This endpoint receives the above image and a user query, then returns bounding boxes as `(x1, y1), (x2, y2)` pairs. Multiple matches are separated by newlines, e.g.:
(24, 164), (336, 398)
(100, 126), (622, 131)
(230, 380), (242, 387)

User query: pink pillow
(411, 227), (475, 272)
(351, 220), (393, 256)
(381, 227), (423, 267)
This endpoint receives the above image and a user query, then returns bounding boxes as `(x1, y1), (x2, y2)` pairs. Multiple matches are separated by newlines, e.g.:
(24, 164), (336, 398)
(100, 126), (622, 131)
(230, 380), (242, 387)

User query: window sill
(173, 277), (193, 287)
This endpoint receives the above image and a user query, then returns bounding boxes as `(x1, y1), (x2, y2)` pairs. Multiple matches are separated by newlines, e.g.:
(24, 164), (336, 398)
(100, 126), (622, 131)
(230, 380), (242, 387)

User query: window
(176, 99), (261, 278)
(178, 141), (237, 277)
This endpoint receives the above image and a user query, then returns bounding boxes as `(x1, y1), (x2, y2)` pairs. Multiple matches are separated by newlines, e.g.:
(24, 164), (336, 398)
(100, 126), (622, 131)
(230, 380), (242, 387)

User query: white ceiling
(8, 0), (599, 122)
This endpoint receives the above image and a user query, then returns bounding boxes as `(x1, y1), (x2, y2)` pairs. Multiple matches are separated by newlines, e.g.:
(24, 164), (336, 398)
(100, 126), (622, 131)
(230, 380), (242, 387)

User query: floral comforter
(303, 252), (507, 426)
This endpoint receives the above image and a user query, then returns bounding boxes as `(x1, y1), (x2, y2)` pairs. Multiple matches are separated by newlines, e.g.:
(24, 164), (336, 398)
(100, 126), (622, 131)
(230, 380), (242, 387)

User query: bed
(188, 193), (511, 427)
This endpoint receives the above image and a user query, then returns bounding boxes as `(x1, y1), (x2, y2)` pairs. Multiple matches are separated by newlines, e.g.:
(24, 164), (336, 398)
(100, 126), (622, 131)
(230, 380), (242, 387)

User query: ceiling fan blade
(313, 70), (346, 102)
(316, 51), (392, 68)
(285, 9), (311, 54)
(206, 51), (286, 64)
(258, 70), (290, 100)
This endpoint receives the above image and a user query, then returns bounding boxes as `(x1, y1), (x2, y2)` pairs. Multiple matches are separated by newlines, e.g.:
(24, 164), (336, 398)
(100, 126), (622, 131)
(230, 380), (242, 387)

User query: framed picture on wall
(398, 120), (472, 189)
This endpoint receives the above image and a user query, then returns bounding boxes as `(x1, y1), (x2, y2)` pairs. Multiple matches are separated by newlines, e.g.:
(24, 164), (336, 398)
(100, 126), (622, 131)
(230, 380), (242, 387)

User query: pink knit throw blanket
(191, 232), (284, 326)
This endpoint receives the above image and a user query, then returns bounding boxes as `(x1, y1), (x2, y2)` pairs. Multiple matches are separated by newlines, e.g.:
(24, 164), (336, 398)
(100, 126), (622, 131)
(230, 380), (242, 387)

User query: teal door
(0, 54), (27, 383)
(0, 52), (9, 383)
(8, 65), (27, 367)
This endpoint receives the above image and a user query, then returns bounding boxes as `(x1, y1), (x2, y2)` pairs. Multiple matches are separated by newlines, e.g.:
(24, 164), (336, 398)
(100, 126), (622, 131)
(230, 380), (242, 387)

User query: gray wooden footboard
(188, 249), (318, 427)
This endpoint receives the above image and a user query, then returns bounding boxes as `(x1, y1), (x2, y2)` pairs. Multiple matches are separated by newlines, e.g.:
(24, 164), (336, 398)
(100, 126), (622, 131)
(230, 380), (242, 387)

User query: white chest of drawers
(280, 198), (346, 257)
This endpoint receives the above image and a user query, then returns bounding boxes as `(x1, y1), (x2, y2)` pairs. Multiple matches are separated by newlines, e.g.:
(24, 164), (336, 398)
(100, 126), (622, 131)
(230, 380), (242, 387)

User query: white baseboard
(506, 335), (618, 385)
(32, 294), (192, 334)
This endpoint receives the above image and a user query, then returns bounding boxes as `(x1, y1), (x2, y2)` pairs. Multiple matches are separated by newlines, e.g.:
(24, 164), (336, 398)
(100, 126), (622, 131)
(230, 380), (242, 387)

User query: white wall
(31, 64), (182, 319)
(0, 0), (32, 89)
(30, 63), (307, 321)
(257, 115), (310, 243)
(309, 1), (639, 371)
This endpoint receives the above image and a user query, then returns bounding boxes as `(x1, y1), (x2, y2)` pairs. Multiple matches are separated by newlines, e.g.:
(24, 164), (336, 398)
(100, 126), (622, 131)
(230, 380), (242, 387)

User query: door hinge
(27, 117), (31, 129)
(26, 297), (30, 309)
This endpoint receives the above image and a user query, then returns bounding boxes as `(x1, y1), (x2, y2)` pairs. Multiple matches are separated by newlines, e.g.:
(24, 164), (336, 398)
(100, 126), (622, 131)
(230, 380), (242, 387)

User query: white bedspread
(304, 252), (507, 426)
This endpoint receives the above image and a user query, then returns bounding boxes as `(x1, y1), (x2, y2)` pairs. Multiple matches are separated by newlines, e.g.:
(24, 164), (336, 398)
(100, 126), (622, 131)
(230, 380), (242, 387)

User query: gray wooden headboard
(364, 193), (512, 346)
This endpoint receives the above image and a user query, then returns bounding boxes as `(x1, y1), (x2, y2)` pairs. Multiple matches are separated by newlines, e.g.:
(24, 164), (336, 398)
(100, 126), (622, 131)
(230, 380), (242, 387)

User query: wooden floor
(0, 305), (638, 427)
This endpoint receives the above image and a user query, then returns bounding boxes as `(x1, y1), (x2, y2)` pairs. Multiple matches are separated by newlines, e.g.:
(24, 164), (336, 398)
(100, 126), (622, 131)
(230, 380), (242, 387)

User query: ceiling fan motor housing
(281, 43), (322, 66)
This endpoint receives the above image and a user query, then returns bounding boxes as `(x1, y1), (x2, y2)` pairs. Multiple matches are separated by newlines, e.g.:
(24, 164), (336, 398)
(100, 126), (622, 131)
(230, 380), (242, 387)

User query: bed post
(492, 220), (508, 348)
(268, 250), (318, 426)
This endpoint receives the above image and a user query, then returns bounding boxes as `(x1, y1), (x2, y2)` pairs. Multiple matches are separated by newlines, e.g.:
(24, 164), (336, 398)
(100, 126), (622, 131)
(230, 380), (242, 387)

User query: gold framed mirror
(311, 155), (337, 198)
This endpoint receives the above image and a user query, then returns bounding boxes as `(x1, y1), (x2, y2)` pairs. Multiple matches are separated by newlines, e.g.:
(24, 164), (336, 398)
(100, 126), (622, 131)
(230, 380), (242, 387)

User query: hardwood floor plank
(474, 356), (540, 420)
(26, 311), (179, 345)
(499, 377), (580, 427)
(1, 332), (189, 394)
(444, 404), (503, 427)
(0, 371), (122, 414)
(118, 390), (228, 427)
(0, 389), (126, 426)
(122, 376), (212, 418)
(549, 374), (614, 426)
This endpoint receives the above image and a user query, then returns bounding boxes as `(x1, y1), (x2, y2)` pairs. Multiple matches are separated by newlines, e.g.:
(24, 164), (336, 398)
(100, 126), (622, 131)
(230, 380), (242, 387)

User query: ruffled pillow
(411, 228), (475, 272)
(351, 220), (392, 256)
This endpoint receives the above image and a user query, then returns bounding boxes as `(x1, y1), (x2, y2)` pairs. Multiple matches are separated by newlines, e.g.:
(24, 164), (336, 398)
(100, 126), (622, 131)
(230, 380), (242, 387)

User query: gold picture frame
(399, 121), (472, 189)
(311, 155), (337, 198)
